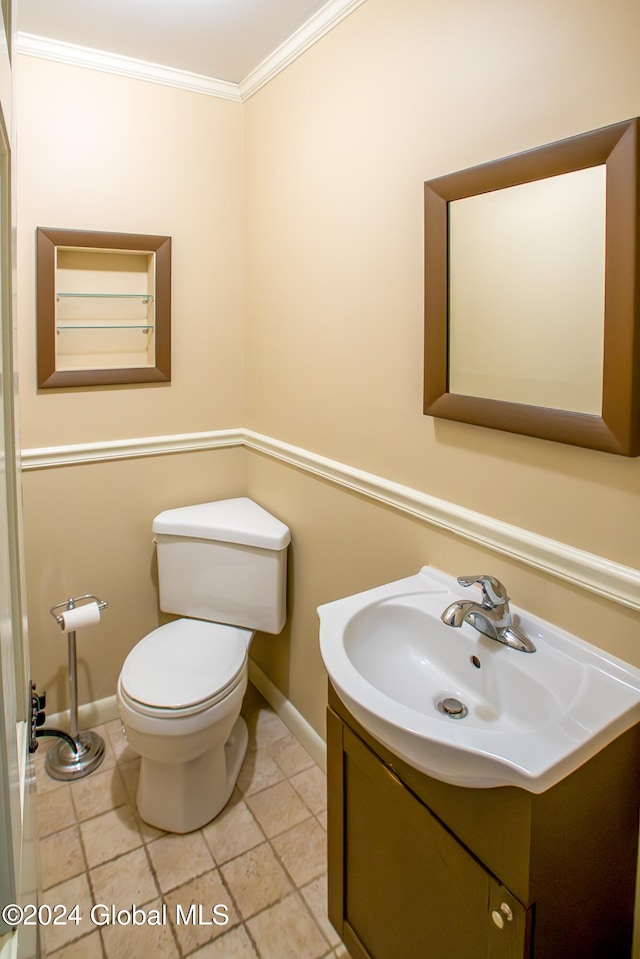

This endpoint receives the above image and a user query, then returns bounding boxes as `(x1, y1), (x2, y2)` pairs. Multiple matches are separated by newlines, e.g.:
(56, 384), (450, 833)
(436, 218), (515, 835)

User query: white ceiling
(17, 0), (332, 84)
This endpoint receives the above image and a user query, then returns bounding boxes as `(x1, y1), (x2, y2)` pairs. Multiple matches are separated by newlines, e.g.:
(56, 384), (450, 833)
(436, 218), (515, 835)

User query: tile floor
(34, 684), (352, 959)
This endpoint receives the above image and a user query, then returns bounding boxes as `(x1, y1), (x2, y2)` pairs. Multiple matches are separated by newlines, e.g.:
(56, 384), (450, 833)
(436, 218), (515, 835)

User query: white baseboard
(46, 694), (119, 733)
(248, 659), (327, 771)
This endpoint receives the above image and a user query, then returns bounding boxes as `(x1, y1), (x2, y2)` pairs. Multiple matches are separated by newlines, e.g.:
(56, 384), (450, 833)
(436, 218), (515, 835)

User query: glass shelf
(56, 292), (154, 302)
(56, 291), (154, 334)
(37, 227), (171, 388)
(56, 324), (154, 333)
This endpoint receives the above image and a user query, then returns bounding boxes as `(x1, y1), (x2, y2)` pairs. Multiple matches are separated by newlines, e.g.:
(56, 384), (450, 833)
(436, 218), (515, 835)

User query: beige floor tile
(34, 744), (67, 795)
(267, 733), (316, 778)
(35, 771), (66, 796)
(40, 824), (85, 889)
(38, 701), (335, 959)
(241, 689), (289, 748)
(41, 873), (95, 953)
(236, 748), (285, 797)
(134, 809), (167, 844)
(291, 765), (327, 816)
(250, 709), (289, 750)
(188, 925), (260, 959)
(70, 765), (127, 821)
(301, 874), (340, 948)
(220, 842), (292, 920)
(38, 785), (77, 837)
(90, 846), (158, 911)
(202, 798), (265, 865)
(105, 718), (138, 766)
(272, 818), (327, 887)
(100, 898), (179, 959)
(246, 892), (328, 959)
(165, 870), (239, 954)
(49, 930), (104, 959)
(147, 829), (215, 893)
(245, 780), (311, 838)
(80, 804), (143, 868)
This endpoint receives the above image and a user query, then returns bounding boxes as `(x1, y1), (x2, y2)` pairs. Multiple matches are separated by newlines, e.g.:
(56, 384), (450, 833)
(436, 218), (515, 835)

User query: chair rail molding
(20, 427), (640, 614)
(20, 429), (244, 469)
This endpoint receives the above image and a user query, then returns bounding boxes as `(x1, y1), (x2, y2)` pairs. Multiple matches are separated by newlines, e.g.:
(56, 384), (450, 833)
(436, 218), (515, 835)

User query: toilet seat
(120, 619), (251, 718)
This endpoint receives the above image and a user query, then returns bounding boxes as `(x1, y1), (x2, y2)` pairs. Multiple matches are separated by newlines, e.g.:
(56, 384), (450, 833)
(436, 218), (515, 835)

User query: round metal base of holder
(45, 730), (106, 781)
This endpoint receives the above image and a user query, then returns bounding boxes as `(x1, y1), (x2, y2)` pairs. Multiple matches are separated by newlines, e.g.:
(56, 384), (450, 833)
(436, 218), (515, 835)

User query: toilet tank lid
(152, 497), (290, 550)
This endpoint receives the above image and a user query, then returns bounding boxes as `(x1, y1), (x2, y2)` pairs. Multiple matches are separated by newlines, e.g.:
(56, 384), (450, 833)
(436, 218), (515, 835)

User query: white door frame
(0, 0), (41, 955)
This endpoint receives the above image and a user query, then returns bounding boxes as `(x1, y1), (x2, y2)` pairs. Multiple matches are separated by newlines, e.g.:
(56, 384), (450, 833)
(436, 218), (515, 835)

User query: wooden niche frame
(37, 227), (171, 388)
(424, 118), (640, 456)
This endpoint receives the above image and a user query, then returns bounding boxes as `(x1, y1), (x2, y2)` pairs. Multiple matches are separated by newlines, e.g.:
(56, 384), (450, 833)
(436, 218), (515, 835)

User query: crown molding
(20, 427), (640, 614)
(16, 0), (367, 102)
(239, 0), (367, 100)
(16, 33), (243, 101)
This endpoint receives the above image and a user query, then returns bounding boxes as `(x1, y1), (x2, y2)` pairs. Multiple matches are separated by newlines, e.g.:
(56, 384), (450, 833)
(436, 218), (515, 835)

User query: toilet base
(136, 714), (249, 833)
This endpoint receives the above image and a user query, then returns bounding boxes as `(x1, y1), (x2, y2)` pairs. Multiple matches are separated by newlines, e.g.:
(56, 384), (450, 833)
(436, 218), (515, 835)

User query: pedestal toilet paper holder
(45, 594), (109, 781)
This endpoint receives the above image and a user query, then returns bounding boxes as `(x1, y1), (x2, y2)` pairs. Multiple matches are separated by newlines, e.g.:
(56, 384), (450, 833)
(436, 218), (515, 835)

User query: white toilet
(117, 497), (290, 833)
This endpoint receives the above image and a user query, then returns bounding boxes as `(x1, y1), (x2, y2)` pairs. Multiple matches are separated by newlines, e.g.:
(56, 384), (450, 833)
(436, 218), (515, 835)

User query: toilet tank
(152, 498), (290, 634)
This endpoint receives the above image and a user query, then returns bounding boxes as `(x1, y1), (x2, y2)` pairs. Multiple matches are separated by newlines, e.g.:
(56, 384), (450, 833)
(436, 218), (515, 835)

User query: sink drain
(437, 697), (468, 720)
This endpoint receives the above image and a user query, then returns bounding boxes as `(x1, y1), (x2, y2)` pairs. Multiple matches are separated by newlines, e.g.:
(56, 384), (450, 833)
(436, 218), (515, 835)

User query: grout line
(38, 695), (345, 959)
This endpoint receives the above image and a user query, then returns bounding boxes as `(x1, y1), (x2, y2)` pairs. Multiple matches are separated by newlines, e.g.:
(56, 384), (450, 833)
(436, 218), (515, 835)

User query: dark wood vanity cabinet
(327, 684), (640, 959)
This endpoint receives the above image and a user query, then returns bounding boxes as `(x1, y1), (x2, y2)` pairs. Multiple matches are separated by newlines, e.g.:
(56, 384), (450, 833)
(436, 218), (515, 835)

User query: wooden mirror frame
(37, 227), (171, 389)
(424, 118), (640, 455)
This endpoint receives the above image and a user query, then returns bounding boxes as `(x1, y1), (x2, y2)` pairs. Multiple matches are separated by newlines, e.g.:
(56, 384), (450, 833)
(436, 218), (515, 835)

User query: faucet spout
(441, 600), (479, 628)
(440, 575), (536, 653)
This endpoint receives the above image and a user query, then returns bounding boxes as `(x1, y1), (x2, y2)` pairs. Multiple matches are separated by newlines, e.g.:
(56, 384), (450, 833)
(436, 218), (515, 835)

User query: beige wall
(17, 55), (245, 448)
(17, 56), (246, 711)
(244, 0), (640, 730)
(23, 450), (245, 712)
(16, 0), (640, 730)
(246, 452), (640, 736)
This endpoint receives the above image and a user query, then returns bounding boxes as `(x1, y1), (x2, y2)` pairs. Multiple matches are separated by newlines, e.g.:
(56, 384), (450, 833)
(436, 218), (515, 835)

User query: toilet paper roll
(59, 602), (101, 632)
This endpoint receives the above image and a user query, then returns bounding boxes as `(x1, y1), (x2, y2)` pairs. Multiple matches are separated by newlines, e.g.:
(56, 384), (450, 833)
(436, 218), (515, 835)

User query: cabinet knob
(491, 903), (513, 929)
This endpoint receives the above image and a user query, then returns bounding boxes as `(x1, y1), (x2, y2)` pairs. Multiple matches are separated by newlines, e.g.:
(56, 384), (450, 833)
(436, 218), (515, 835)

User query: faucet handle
(457, 575), (510, 608)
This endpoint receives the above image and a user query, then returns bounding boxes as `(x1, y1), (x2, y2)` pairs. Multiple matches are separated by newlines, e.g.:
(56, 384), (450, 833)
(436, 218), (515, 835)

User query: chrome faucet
(441, 575), (536, 653)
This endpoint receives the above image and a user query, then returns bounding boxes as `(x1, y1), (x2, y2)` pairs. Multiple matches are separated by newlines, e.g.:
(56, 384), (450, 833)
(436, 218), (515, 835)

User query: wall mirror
(37, 227), (171, 389)
(423, 118), (640, 455)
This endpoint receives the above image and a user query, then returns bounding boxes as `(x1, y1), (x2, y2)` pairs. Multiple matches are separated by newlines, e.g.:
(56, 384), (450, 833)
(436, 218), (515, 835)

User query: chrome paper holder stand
(45, 594), (109, 781)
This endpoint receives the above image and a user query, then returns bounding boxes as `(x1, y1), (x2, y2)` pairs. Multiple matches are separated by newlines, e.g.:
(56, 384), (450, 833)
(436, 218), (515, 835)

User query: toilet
(116, 497), (290, 833)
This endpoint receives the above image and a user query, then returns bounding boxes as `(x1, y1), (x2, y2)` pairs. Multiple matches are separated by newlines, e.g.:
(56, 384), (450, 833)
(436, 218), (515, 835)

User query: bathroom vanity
(327, 683), (640, 959)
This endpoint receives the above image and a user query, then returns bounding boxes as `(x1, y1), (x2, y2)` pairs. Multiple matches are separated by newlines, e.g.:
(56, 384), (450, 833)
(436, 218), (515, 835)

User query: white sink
(318, 567), (640, 792)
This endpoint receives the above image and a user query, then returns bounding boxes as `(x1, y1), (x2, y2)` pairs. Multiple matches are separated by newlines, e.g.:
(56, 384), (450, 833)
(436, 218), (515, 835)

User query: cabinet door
(331, 718), (530, 959)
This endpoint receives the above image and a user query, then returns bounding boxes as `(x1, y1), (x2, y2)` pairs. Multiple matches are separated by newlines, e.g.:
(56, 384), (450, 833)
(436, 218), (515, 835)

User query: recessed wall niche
(36, 228), (171, 388)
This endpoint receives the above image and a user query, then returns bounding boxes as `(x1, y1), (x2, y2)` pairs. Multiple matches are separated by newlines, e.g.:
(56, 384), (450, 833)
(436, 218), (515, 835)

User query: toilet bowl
(116, 498), (290, 833)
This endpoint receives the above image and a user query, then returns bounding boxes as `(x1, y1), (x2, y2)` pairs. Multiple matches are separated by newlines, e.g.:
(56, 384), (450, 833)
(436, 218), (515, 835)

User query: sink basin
(318, 567), (640, 792)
